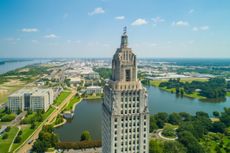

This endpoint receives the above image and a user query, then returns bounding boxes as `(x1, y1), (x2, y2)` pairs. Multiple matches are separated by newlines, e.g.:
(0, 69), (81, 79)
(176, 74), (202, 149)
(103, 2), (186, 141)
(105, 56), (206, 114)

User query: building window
(125, 69), (131, 81)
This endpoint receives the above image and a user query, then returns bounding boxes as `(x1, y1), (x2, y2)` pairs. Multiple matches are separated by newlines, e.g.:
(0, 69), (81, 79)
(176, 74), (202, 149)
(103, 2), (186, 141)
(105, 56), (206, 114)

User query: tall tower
(102, 27), (149, 153)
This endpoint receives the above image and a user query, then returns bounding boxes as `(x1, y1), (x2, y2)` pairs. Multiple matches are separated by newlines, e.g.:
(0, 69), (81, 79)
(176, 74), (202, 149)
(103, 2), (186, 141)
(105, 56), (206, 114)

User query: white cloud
(44, 34), (58, 39)
(172, 21), (189, 27)
(88, 7), (105, 16)
(21, 28), (38, 32)
(192, 27), (199, 31)
(152, 16), (165, 24)
(200, 26), (209, 31)
(131, 18), (148, 26)
(188, 9), (194, 14)
(32, 40), (39, 43)
(193, 26), (209, 31)
(115, 16), (125, 20)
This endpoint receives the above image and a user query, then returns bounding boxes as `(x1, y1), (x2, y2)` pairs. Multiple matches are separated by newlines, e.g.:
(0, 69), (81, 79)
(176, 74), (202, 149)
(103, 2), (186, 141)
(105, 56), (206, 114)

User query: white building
(8, 88), (53, 113)
(102, 28), (149, 153)
(86, 86), (103, 95)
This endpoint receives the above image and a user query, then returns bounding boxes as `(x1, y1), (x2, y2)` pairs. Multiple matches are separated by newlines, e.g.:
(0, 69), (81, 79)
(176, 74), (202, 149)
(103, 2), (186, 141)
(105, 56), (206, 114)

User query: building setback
(8, 88), (53, 113)
(102, 28), (149, 153)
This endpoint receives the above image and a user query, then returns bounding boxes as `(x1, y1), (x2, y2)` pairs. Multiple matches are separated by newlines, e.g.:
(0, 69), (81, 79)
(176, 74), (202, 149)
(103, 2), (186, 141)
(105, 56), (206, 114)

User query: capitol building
(102, 28), (149, 153)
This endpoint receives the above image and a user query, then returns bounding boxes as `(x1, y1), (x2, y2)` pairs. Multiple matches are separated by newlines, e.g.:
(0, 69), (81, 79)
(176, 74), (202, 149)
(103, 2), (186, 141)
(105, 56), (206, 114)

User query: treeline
(149, 108), (230, 153)
(56, 140), (101, 150)
(159, 77), (230, 99)
(93, 68), (112, 79)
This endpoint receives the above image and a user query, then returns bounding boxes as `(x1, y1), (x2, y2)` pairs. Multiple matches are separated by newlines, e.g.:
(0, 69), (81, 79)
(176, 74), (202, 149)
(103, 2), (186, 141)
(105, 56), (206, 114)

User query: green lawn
(11, 125), (34, 152)
(65, 96), (81, 111)
(0, 126), (19, 153)
(85, 94), (103, 100)
(53, 91), (71, 106)
(11, 107), (55, 152)
(227, 92), (230, 97)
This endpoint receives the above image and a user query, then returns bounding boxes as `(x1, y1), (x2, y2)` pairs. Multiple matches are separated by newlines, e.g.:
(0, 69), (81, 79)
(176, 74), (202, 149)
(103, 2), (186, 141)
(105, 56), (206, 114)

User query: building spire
(121, 26), (128, 48)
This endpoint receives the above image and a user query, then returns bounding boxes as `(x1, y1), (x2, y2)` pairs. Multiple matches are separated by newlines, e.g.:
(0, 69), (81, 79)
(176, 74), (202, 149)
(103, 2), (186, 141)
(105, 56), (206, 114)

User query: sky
(0, 0), (230, 58)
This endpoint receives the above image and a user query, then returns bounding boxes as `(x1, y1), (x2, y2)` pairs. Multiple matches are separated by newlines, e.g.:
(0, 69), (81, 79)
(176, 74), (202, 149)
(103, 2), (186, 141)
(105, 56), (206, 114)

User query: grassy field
(227, 92), (230, 97)
(11, 125), (34, 152)
(53, 91), (71, 106)
(0, 126), (19, 153)
(150, 78), (208, 100)
(65, 96), (81, 111)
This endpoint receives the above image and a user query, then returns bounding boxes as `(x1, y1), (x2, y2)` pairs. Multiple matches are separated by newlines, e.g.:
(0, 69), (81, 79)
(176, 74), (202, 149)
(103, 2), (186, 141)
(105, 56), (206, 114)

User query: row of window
(121, 97), (140, 102)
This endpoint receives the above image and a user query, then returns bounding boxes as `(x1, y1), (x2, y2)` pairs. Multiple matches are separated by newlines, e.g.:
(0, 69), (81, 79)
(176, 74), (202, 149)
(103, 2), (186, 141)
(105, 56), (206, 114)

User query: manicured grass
(11, 125), (34, 152)
(227, 92), (230, 97)
(53, 91), (71, 106)
(42, 107), (55, 119)
(65, 96), (81, 111)
(11, 108), (55, 152)
(85, 95), (102, 100)
(0, 126), (18, 153)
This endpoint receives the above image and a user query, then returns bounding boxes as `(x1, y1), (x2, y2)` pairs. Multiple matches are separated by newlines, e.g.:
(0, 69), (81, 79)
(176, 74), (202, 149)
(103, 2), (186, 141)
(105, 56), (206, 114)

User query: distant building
(86, 86), (103, 95)
(102, 28), (149, 153)
(8, 88), (53, 113)
(83, 71), (100, 80)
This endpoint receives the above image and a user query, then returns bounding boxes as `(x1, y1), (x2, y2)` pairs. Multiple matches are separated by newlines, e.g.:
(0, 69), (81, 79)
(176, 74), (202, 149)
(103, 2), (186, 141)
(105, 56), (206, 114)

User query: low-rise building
(7, 88), (53, 113)
(86, 86), (103, 95)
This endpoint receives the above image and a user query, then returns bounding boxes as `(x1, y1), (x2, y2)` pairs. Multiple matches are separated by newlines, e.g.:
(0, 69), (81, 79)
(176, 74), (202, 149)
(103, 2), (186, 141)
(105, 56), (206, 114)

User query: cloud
(200, 26), (209, 31)
(44, 34), (58, 38)
(188, 9), (194, 14)
(88, 7), (105, 16)
(115, 16), (125, 20)
(131, 18), (148, 26)
(21, 28), (38, 32)
(152, 16), (165, 24)
(32, 40), (39, 43)
(193, 26), (209, 31)
(172, 21), (189, 27)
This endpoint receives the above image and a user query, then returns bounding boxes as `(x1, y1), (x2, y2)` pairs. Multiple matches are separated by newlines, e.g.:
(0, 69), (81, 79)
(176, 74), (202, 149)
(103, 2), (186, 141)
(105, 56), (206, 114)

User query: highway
(15, 90), (76, 153)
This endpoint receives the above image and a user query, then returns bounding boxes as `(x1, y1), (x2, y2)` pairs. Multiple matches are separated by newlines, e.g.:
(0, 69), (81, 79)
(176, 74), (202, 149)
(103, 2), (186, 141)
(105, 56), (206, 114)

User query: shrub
(2, 133), (8, 139)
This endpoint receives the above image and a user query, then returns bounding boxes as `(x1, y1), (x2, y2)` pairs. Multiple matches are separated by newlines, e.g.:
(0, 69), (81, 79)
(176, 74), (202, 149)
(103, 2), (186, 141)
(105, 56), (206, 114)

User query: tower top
(123, 26), (127, 35)
(121, 27), (128, 48)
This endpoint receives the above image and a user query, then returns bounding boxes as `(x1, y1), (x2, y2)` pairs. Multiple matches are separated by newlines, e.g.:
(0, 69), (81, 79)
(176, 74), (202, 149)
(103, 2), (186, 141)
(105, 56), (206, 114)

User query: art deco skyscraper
(102, 28), (149, 153)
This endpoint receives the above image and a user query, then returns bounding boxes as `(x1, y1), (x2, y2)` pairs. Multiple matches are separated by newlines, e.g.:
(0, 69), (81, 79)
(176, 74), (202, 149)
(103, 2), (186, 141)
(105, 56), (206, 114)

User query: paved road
(15, 90), (76, 153)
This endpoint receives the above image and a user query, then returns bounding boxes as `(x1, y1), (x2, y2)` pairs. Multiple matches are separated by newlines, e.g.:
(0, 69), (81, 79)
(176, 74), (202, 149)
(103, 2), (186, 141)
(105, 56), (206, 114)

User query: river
(54, 86), (230, 141)
(0, 59), (49, 74)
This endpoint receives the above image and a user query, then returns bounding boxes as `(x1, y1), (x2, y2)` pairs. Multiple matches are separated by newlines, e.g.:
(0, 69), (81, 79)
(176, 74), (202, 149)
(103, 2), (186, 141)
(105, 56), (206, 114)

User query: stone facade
(102, 29), (149, 153)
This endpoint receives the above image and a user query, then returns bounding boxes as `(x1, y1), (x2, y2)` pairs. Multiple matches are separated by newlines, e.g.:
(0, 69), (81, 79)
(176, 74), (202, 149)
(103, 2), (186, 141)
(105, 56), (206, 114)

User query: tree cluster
(159, 77), (227, 99)
(32, 125), (58, 153)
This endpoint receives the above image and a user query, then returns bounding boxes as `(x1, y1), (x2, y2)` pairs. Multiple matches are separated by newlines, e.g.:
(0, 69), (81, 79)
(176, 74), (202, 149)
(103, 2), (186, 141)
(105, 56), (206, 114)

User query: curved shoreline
(53, 118), (67, 128)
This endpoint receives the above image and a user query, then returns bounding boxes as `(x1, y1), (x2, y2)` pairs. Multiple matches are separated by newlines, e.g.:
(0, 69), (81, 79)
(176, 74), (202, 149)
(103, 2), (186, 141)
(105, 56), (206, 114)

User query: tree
(220, 107), (230, 126)
(5, 126), (11, 132)
(178, 131), (205, 153)
(32, 140), (46, 153)
(213, 111), (220, 117)
(80, 130), (92, 141)
(163, 141), (187, 153)
(149, 140), (163, 153)
(2, 133), (8, 139)
(150, 115), (158, 132)
(176, 87), (180, 95)
(179, 112), (192, 121)
(211, 122), (226, 133)
(168, 113), (181, 125)
(14, 136), (21, 143)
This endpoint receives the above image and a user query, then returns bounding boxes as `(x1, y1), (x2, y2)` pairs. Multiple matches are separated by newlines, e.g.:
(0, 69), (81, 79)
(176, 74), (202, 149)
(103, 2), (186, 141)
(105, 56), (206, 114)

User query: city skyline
(1, 0), (230, 58)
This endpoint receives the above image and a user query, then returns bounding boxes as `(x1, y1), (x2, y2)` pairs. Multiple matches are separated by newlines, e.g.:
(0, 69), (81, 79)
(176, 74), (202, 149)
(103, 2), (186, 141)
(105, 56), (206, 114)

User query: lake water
(54, 86), (230, 141)
(0, 59), (49, 74)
